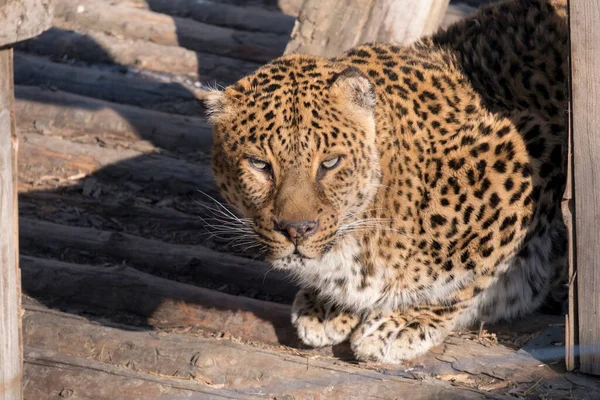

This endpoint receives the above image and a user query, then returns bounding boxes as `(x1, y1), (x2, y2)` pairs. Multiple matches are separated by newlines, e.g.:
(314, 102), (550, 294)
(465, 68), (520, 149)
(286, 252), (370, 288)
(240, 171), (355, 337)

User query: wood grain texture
(19, 217), (296, 301)
(53, 0), (287, 63)
(15, 86), (212, 153)
(15, 28), (260, 83)
(0, 49), (21, 400)
(0, 0), (52, 46)
(285, 0), (450, 57)
(570, 0), (600, 376)
(14, 53), (207, 115)
(18, 132), (217, 195)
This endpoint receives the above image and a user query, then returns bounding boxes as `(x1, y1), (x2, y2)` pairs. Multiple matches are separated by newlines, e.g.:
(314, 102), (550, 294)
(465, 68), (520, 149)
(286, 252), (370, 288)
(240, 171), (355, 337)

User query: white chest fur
(272, 235), (476, 314)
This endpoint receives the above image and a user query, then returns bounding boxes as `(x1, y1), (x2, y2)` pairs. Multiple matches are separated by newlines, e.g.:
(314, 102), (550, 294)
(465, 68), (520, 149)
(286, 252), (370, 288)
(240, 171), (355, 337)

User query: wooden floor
(15, 0), (600, 398)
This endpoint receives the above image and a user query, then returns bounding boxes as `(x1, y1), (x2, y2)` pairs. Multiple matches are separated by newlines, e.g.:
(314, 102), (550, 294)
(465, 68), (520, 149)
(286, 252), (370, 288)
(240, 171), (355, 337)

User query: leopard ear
(331, 67), (376, 111)
(204, 89), (228, 124)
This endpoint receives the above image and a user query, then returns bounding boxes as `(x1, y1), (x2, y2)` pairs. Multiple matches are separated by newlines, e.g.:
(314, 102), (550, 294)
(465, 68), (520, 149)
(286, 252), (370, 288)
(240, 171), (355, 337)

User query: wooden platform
(14, 0), (600, 398)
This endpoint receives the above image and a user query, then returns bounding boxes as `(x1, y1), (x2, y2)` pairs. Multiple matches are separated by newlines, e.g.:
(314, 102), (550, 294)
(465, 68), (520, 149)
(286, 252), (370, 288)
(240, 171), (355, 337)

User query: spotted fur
(208, 0), (569, 363)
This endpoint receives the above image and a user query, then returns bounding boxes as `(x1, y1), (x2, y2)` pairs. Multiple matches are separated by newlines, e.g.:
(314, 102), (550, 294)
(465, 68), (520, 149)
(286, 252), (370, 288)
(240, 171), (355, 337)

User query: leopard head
(207, 54), (381, 261)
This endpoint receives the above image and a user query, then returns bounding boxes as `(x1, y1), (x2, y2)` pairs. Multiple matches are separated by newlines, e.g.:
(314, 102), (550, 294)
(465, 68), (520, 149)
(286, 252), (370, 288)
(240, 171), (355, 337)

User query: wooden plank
(0, 48), (21, 400)
(22, 347), (494, 400)
(53, 0), (287, 63)
(21, 304), (600, 399)
(285, 0), (450, 57)
(14, 53), (206, 115)
(20, 255), (297, 346)
(15, 28), (260, 83)
(570, 0), (600, 376)
(103, 0), (296, 35)
(24, 348), (247, 399)
(564, 34), (577, 372)
(0, 0), (52, 46)
(19, 307), (510, 400)
(19, 217), (296, 301)
(15, 86), (212, 153)
(18, 132), (216, 195)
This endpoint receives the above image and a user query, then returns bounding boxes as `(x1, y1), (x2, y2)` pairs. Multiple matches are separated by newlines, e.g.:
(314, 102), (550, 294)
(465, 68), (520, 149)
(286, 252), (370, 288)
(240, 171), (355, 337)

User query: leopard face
(207, 56), (381, 261)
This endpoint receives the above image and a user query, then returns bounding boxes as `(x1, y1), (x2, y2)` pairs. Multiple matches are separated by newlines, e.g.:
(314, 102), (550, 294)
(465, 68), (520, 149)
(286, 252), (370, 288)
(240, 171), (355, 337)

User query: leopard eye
(320, 156), (341, 170)
(249, 158), (271, 172)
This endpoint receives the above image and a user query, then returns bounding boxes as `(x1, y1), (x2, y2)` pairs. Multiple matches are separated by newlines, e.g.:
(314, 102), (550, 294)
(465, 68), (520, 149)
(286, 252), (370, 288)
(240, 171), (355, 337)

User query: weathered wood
(21, 307), (509, 400)
(22, 304), (600, 399)
(14, 53), (206, 115)
(19, 133), (216, 194)
(15, 28), (260, 82)
(24, 348), (247, 399)
(23, 347), (494, 400)
(19, 192), (209, 233)
(285, 0), (450, 57)
(54, 0), (287, 63)
(19, 218), (296, 301)
(0, 48), (22, 400)
(15, 86), (212, 152)
(570, 0), (600, 376)
(104, 0), (295, 35)
(564, 42), (577, 372)
(440, 3), (476, 30)
(20, 255), (297, 346)
(0, 0), (53, 46)
(207, 0), (304, 16)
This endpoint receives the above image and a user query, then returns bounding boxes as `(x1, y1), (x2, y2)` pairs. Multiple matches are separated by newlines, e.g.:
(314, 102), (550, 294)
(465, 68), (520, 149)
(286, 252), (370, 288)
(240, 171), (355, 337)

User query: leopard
(206, 0), (569, 363)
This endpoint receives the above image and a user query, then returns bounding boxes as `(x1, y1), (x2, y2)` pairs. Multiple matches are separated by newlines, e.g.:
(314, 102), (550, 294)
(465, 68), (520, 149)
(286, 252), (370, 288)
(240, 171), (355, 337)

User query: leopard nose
(275, 220), (319, 242)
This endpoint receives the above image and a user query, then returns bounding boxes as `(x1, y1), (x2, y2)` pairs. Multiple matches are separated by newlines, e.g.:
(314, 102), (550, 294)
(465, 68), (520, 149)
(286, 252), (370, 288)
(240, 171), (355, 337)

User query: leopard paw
(292, 289), (360, 347)
(350, 312), (448, 363)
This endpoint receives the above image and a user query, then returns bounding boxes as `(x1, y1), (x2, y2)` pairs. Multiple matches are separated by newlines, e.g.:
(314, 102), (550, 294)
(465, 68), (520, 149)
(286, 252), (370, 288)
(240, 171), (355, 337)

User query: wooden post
(0, 1), (52, 398)
(285, 0), (450, 57)
(0, 47), (21, 400)
(569, 0), (600, 376)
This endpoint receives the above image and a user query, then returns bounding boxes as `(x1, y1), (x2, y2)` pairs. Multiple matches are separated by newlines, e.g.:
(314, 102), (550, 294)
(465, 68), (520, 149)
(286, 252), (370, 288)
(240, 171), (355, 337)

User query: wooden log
(15, 86), (212, 153)
(23, 305), (600, 399)
(0, 0), (53, 46)
(24, 348), (246, 399)
(18, 133), (216, 194)
(15, 28), (260, 83)
(205, 0), (304, 16)
(19, 218), (296, 301)
(18, 192), (263, 259)
(104, 0), (295, 35)
(0, 48), (22, 400)
(285, 0), (450, 57)
(19, 192), (209, 233)
(22, 307), (500, 400)
(569, 0), (600, 376)
(14, 53), (206, 116)
(54, 0), (287, 63)
(23, 348), (493, 400)
(20, 255), (297, 346)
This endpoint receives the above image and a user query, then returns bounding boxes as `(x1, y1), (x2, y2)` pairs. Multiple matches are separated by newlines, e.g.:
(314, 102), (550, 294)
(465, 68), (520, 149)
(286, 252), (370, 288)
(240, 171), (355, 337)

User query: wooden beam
(20, 255), (297, 346)
(13, 53), (206, 116)
(53, 0), (287, 63)
(285, 0), (450, 57)
(569, 0), (600, 376)
(18, 133), (217, 195)
(15, 28), (260, 83)
(0, 0), (53, 46)
(15, 86), (212, 153)
(102, 0), (296, 35)
(20, 306), (523, 400)
(19, 217), (296, 301)
(0, 48), (21, 400)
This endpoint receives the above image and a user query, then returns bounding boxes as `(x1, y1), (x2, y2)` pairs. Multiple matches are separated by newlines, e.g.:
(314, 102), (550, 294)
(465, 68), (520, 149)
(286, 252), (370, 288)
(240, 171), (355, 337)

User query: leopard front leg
(292, 288), (361, 347)
(350, 306), (456, 363)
